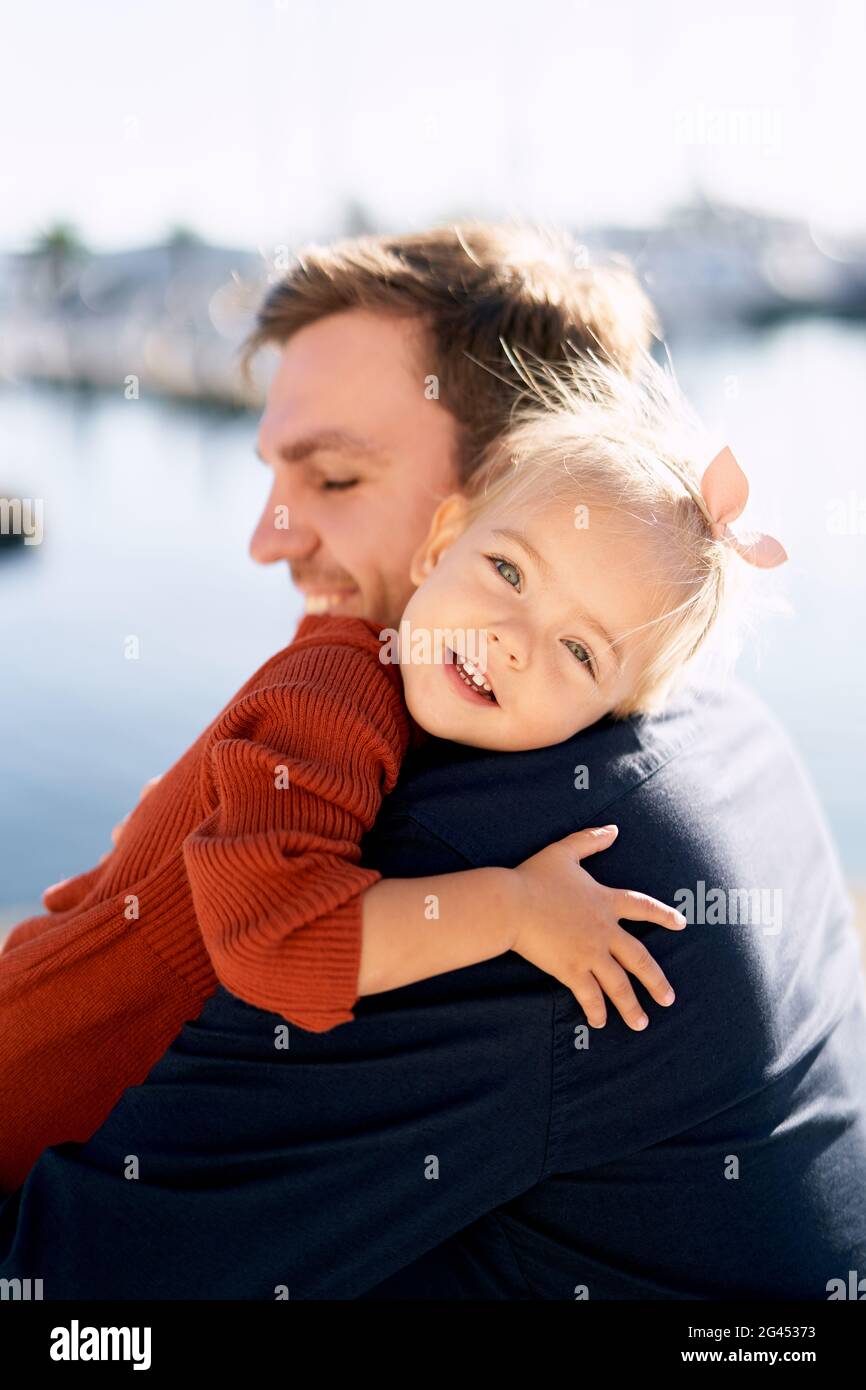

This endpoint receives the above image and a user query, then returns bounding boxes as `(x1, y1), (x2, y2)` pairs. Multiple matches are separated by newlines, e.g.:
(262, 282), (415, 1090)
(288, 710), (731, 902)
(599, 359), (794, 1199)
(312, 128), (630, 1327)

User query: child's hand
(43, 774), (164, 910)
(109, 774), (162, 853)
(510, 825), (686, 1031)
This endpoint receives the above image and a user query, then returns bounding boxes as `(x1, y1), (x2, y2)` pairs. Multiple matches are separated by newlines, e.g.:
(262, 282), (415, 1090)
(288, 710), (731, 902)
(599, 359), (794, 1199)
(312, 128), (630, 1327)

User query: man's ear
(409, 493), (470, 585)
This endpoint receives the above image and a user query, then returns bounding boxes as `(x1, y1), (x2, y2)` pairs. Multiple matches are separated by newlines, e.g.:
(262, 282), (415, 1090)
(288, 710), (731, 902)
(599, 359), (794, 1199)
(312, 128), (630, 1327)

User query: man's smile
(301, 591), (358, 614)
(294, 577), (361, 615)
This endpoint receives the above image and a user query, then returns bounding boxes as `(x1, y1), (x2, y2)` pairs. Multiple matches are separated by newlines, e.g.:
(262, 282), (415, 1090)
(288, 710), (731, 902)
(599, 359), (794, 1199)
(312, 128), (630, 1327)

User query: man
(2, 224), (865, 1299)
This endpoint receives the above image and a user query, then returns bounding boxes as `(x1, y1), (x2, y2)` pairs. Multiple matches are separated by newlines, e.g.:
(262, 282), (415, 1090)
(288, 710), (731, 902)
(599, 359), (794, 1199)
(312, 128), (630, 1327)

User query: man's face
(251, 309), (461, 629)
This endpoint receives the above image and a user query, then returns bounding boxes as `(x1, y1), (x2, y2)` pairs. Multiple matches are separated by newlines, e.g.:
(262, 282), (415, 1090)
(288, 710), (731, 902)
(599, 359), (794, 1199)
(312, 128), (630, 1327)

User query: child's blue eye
(564, 638), (597, 682)
(488, 555), (521, 589)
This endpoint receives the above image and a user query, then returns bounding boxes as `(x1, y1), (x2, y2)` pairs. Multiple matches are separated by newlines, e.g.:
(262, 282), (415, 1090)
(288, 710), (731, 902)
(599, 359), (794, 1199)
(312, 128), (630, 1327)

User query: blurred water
(0, 385), (303, 914)
(1, 317), (864, 913)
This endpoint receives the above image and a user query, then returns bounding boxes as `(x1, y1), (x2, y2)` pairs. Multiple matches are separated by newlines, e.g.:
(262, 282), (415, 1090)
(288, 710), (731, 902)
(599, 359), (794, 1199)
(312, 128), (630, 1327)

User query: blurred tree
(30, 222), (87, 293)
(164, 224), (206, 249)
(341, 198), (377, 236)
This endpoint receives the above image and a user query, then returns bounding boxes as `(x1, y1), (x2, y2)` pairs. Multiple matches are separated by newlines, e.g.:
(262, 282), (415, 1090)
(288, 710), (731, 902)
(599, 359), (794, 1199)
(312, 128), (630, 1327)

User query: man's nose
(248, 483), (319, 565)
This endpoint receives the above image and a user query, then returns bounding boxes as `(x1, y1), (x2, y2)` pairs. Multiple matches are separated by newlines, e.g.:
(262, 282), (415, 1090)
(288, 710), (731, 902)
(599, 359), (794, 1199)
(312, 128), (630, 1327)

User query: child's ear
(409, 493), (470, 585)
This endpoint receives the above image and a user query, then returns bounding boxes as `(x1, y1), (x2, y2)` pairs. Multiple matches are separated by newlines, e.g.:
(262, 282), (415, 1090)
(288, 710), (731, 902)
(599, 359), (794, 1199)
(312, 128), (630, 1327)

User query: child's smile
(444, 648), (497, 703)
(398, 493), (678, 752)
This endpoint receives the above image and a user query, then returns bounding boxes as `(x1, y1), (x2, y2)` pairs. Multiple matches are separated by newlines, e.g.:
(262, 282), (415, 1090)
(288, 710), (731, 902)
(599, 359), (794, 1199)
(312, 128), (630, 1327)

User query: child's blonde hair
(464, 349), (748, 717)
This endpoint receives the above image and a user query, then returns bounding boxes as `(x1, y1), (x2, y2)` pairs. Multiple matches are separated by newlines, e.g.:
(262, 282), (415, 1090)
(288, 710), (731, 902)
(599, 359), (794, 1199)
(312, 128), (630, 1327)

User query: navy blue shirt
(360, 679), (866, 1298)
(1, 679), (865, 1299)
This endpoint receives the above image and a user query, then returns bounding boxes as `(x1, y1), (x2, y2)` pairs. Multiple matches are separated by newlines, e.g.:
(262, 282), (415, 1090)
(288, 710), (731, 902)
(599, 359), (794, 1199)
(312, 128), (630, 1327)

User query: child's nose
(488, 628), (528, 669)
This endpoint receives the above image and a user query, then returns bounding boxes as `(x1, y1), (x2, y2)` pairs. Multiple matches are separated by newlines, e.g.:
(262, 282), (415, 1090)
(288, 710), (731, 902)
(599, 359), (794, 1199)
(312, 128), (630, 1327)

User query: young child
(0, 355), (786, 1193)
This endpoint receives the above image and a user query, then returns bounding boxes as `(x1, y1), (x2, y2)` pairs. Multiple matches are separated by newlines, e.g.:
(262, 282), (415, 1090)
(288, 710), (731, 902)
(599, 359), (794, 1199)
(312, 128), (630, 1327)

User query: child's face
(398, 493), (672, 751)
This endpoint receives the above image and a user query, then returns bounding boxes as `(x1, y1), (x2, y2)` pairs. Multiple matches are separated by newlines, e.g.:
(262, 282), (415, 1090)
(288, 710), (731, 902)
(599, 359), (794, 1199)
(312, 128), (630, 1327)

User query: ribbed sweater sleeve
(181, 614), (410, 1032)
(4, 861), (105, 950)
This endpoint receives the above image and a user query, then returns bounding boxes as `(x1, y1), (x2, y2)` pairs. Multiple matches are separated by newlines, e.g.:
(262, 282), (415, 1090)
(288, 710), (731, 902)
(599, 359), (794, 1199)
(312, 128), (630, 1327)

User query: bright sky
(1, 0), (864, 253)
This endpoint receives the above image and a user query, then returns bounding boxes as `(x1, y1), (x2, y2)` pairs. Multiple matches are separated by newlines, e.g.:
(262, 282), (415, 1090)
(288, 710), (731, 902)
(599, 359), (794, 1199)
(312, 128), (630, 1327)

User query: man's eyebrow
(255, 430), (385, 466)
(492, 526), (620, 671)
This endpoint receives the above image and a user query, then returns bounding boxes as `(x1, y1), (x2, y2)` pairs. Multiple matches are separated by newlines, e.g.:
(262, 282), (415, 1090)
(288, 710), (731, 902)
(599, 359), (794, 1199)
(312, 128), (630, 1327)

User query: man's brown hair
(241, 221), (659, 484)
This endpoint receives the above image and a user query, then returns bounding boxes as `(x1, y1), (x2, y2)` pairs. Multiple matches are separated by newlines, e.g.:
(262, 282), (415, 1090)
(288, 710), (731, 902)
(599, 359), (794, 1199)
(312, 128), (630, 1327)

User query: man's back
(359, 676), (866, 1298)
(1, 679), (863, 1299)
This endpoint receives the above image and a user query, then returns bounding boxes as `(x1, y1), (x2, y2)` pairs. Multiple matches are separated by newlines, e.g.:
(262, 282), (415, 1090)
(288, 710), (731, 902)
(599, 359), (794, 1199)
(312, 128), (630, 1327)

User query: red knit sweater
(0, 614), (411, 1194)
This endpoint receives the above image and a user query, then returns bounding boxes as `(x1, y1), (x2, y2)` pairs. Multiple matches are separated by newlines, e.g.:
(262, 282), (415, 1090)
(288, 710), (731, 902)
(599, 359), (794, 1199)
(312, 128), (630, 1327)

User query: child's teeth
(453, 652), (494, 700)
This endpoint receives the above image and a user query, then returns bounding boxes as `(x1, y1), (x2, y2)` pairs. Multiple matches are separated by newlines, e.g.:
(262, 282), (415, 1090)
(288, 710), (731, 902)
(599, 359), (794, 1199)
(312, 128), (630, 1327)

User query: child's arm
(184, 615), (683, 1035)
(182, 615), (411, 1033)
(358, 825), (686, 1032)
(36, 778), (163, 921)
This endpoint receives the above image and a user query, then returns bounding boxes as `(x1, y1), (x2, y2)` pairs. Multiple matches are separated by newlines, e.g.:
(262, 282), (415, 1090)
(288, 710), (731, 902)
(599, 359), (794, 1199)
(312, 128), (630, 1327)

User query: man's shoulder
(383, 677), (787, 864)
(368, 676), (861, 1091)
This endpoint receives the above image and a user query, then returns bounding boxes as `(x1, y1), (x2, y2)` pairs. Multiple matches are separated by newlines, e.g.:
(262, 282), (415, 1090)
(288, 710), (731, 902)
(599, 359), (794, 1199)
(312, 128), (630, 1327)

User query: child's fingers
(42, 876), (72, 908)
(559, 824), (619, 862)
(42, 864), (102, 912)
(110, 813), (130, 848)
(617, 889), (687, 932)
(611, 929), (676, 1008)
(592, 960), (649, 1031)
(573, 973), (608, 1029)
(110, 777), (160, 849)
